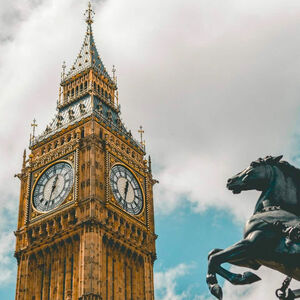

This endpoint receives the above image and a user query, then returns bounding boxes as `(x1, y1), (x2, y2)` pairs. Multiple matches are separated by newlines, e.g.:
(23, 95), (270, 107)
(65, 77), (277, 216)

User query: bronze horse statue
(207, 155), (300, 300)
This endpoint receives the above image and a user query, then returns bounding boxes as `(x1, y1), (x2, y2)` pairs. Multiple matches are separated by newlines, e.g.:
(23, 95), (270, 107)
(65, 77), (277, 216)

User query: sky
(1, 0), (300, 299)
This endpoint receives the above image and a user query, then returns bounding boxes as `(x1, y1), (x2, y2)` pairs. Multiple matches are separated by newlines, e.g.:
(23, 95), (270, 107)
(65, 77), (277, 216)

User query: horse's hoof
(210, 284), (223, 300)
(206, 274), (217, 285)
(242, 271), (261, 284)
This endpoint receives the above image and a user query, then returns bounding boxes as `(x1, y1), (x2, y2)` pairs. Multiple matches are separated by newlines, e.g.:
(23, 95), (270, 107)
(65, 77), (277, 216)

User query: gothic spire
(85, 1), (94, 25)
(63, 2), (113, 85)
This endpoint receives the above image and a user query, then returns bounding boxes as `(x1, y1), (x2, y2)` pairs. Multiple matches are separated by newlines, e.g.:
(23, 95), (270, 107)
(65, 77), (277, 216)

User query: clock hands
(124, 180), (129, 201)
(34, 162), (74, 212)
(48, 175), (59, 208)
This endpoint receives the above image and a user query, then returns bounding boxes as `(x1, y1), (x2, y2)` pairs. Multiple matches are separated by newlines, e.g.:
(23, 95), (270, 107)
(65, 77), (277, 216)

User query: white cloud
(155, 263), (192, 300)
(1, 0), (300, 290)
(154, 264), (300, 300)
(223, 266), (299, 300)
(0, 231), (16, 285)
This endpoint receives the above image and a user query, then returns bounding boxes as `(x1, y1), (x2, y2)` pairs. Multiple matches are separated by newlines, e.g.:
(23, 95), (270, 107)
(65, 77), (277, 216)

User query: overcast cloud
(1, 0), (300, 297)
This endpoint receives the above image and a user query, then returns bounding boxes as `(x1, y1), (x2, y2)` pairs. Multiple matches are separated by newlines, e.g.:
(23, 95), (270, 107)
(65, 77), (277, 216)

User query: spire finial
(61, 61), (66, 80)
(112, 65), (117, 83)
(138, 126), (144, 144)
(31, 118), (38, 138)
(22, 149), (26, 169)
(148, 155), (152, 173)
(85, 2), (95, 25)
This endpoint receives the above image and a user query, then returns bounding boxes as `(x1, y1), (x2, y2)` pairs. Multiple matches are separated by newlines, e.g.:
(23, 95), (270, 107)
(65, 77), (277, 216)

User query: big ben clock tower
(14, 3), (157, 300)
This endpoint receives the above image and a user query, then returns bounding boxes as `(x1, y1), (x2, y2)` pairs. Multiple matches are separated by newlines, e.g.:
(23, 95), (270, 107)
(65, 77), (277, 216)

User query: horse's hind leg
(207, 241), (251, 299)
(208, 248), (261, 271)
(208, 240), (261, 284)
(207, 232), (265, 299)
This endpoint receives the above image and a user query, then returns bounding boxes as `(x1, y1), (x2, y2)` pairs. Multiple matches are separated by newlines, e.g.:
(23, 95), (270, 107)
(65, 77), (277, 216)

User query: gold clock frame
(109, 162), (146, 217)
(31, 159), (75, 214)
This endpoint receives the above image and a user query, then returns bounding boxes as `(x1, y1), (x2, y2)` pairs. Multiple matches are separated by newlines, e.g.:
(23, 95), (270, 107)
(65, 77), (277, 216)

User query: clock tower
(14, 3), (157, 300)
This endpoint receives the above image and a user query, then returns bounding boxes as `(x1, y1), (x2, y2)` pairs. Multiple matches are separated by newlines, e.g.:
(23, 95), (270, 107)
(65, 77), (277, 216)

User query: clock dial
(33, 162), (74, 212)
(110, 165), (143, 215)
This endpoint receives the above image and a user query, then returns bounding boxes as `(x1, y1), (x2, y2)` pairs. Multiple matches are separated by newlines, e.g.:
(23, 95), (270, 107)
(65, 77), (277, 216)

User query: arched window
(99, 128), (103, 139)
(81, 127), (85, 138)
(71, 89), (74, 97)
(84, 81), (88, 90)
(75, 86), (78, 96)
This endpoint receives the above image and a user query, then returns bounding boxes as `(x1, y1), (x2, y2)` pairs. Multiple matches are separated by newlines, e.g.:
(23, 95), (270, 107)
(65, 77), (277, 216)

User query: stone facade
(14, 3), (157, 299)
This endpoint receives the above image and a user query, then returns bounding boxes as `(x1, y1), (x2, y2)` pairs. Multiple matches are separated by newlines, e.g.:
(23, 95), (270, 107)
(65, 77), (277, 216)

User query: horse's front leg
(207, 230), (264, 299)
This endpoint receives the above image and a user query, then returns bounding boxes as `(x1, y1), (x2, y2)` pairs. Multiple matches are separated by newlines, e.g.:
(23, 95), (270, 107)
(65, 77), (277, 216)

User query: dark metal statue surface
(207, 155), (300, 300)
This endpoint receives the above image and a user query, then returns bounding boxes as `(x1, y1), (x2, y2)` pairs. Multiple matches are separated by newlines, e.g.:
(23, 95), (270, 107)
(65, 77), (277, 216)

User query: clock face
(110, 165), (144, 215)
(33, 162), (74, 212)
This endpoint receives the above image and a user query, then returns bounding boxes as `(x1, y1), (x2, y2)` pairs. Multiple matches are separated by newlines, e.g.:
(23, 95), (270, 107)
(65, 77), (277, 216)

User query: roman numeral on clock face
(110, 165), (143, 215)
(33, 162), (74, 213)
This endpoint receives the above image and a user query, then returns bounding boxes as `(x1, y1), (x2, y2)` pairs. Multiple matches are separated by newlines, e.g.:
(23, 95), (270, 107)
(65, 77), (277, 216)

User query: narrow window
(40, 263), (44, 300)
(124, 263), (127, 300)
(106, 250), (108, 300)
(112, 259), (115, 299)
(81, 127), (85, 138)
(47, 263), (52, 300)
(130, 267), (133, 300)
(62, 258), (66, 300)
(70, 254), (74, 292)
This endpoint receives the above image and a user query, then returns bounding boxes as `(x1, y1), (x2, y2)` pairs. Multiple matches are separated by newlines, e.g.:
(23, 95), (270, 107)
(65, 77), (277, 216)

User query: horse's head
(226, 155), (283, 194)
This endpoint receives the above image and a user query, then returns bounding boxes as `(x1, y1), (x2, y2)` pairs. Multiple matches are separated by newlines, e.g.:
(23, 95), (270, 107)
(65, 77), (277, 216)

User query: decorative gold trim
(109, 162), (146, 218)
(30, 159), (75, 215)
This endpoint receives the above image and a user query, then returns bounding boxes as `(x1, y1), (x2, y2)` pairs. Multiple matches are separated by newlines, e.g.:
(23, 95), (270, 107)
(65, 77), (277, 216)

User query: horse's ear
(265, 156), (273, 162)
(274, 155), (283, 163)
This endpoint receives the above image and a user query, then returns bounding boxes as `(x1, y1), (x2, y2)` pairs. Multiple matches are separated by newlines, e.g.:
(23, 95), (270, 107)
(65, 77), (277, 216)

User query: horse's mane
(253, 156), (300, 186)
